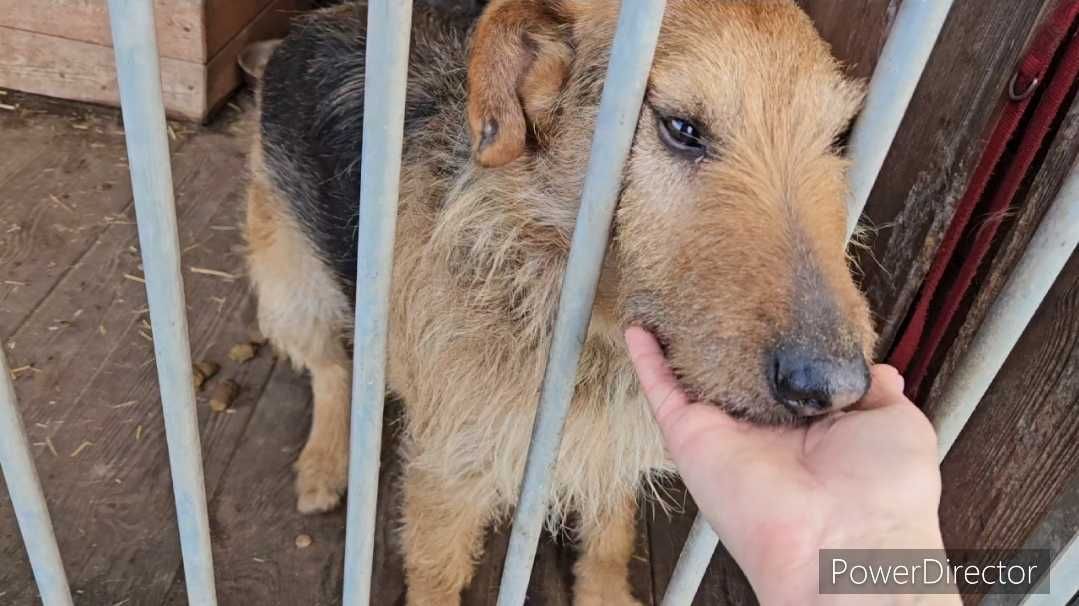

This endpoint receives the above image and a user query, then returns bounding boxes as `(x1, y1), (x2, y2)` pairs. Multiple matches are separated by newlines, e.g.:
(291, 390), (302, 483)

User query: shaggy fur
(246, 1), (877, 604)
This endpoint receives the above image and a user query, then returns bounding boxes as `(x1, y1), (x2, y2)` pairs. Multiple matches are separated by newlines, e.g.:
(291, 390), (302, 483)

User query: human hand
(626, 327), (952, 605)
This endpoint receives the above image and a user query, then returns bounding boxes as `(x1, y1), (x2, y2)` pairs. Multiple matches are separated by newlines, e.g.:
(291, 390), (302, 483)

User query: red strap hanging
(888, 0), (1079, 399)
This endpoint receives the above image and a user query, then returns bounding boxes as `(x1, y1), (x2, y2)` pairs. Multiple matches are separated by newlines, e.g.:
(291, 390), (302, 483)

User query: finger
(855, 364), (909, 410)
(624, 326), (689, 423)
(624, 327), (771, 450)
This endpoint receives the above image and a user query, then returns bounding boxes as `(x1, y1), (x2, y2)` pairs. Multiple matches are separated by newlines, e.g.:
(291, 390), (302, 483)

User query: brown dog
(246, 1), (876, 603)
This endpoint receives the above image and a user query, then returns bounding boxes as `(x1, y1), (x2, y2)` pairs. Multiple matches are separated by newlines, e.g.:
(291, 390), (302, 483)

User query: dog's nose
(771, 343), (870, 416)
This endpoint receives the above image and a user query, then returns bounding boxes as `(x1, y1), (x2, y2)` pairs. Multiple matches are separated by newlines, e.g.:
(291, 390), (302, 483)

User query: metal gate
(1, 1), (1077, 605)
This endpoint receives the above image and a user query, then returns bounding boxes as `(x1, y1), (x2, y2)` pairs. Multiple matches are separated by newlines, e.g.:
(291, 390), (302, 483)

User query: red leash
(888, 0), (1079, 400)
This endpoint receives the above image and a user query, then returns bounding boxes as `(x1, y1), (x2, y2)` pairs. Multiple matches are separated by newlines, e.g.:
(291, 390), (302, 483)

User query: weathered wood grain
(0, 0), (286, 65)
(0, 26), (207, 120)
(938, 249), (1079, 600)
(0, 103), (60, 185)
(0, 119), (277, 604)
(797, 0), (899, 80)
(854, 0), (1056, 355)
(163, 362), (350, 605)
(931, 95), (1079, 604)
(983, 466), (1079, 606)
(203, 0), (307, 119)
(924, 94), (1079, 417)
(0, 0), (303, 122)
(0, 100), (168, 342)
(0, 0), (205, 63)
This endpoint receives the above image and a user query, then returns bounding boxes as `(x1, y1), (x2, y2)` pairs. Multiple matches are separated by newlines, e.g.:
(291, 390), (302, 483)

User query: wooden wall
(934, 93), (1079, 601)
(0, 0), (308, 121)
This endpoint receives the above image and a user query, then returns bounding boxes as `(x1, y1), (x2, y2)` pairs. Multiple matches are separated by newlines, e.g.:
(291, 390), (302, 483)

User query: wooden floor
(0, 91), (755, 605)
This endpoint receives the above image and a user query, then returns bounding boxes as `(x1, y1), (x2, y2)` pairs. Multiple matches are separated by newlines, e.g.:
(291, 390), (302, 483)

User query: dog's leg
(245, 174), (352, 513)
(293, 348), (351, 513)
(401, 467), (492, 606)
(573, 497), (643, 606)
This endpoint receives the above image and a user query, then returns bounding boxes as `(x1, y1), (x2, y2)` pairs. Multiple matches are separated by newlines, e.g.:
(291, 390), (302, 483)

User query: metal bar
(934, 163), (1079, 459)
(105, 1), (217, 603)
(340, 1), (413, 604)
(844, 0), (956, 240)
(0, 349), (73, 606)
(663, 3), (959, 602)
(660, 514), (720, 606)
(1019, 532), (1079, 606)
(495, 2), (667, 604)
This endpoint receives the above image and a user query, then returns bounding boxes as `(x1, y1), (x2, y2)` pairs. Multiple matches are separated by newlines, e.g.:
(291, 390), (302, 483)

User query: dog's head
(466, 0), (876, 424)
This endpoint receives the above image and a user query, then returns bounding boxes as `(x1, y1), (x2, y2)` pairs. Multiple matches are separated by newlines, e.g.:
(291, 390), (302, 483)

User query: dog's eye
(659, 116), (706, 158)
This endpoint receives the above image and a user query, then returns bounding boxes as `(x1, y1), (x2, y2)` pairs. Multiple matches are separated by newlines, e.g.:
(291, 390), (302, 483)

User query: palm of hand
(626, 328), (943, 604)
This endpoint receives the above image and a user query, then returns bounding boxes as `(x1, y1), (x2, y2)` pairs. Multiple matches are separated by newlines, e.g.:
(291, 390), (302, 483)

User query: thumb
(625, 327), (790, 530)
(625, 326), (690, 432)
(625, 327), (753, 450)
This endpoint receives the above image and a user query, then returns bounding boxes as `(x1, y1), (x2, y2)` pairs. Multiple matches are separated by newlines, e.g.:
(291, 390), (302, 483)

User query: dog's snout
(771, 343), (869, 416)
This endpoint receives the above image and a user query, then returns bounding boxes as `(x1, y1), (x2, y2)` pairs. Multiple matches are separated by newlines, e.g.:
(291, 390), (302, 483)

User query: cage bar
(494, 2), (667, 604)
(105, 1), (218, 603)
(660, 514), (719, 606)
(934, 164), (1079, 459)
(845, 0), (956, 240)
(1019, 532), (1079, 606)
(340, 1), (413, 604)
(0, 349), (73, 606)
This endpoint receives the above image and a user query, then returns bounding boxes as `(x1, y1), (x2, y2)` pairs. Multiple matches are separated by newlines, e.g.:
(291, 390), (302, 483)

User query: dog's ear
(467, 0), (572, 167)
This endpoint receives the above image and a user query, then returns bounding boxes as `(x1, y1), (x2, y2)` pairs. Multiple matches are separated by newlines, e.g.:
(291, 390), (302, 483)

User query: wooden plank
(162, 363), (349, 605)
(202, 0), (306, 120)
(931, 95), (1079, 603)
(0, 102), (157, 348)
(0, 123), (275, 604)
(923, 94), (1079, 417)
(0, 27), (207, 121)
(0, 0), (206, 63)
(0, 0), (307, 65)
(937, 248), (1079, 600)
(981, 466), (1079, 605)
(0, 0), (304, 122)
(0, 98), (62, 186)
(852, 0), (1056, 355)
(797, 0), (899, 80)
(206, 0), (277, 61)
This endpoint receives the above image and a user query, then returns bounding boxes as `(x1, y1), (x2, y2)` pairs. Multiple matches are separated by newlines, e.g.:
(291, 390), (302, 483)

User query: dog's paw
(294, 445), (348, 514)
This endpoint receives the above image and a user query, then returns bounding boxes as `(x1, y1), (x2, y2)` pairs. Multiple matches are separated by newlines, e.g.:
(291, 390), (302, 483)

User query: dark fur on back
(260, 5), (474, 294)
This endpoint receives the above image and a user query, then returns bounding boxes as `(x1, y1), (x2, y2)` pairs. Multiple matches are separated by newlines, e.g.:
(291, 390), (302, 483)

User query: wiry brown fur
(246, 1), (876, 604)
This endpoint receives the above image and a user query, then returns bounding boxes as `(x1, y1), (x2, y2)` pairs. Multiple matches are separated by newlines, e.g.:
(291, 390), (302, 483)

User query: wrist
(739, 515), (950, 606)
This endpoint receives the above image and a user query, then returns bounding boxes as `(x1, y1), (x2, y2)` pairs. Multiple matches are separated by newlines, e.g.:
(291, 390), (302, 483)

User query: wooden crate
(0, 0), (308, 121)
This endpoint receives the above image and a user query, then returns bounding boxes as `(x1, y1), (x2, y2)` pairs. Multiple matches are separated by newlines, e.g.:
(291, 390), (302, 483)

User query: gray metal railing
(341, 2), (414, 603)
(107, 0), (218, 603)
(1020, 532), (1079, 606)
(0, 344), (71, 606)
(494, 2), (667, 603)
(0, 1), (1074, 605)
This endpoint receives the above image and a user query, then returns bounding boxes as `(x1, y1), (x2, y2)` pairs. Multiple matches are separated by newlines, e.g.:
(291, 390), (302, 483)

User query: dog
(246, 1), (876, 603)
